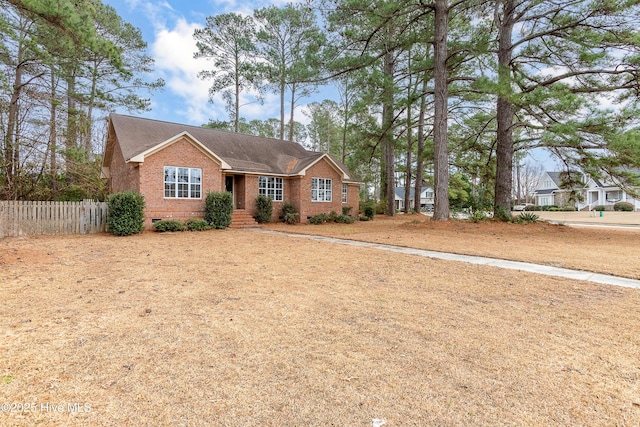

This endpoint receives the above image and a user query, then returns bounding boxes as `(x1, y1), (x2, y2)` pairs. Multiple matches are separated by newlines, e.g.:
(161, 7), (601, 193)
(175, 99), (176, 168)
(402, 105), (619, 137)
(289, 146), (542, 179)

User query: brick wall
(345, 183), (360, 216)
(139, 138), (223, 227)
(112, 137), (360, 226)
(109, 139), (140, 193)
(298, 158), (352, 222)
(243, 175), (291, 221)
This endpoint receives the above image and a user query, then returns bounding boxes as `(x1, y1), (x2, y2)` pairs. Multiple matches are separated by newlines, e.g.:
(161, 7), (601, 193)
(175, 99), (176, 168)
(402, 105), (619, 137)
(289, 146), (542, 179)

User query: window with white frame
(342, 184), (348, 203)
(312, 178), (332, 202)
(606, 190), (622, 202)
(259, 176), (283, 201)
(164, 166), (201, 199)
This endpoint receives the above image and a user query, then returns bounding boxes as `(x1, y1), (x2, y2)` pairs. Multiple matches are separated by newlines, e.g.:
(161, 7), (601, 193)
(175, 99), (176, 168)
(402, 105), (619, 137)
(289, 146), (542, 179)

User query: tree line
(2, 0), (639, 221)
(195, 0), (640, 220)
(0, 0), (162, 201)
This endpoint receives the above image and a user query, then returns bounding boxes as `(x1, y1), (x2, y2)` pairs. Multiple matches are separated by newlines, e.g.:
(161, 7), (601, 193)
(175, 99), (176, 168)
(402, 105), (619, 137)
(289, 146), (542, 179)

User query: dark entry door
(225, 176), (233, 193)
(225, 175), (235, 208)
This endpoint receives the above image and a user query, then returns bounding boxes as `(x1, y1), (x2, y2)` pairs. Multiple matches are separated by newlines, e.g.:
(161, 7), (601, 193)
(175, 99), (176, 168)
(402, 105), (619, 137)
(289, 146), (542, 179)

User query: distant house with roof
(101, 114), (360, 227)
(534, 171), (639, 211)
(394, 186), (434, 211)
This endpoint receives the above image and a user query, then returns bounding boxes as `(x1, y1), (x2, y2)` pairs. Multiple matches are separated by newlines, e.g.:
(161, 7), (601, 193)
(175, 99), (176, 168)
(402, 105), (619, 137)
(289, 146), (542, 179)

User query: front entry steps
(230, 209), (259, 228)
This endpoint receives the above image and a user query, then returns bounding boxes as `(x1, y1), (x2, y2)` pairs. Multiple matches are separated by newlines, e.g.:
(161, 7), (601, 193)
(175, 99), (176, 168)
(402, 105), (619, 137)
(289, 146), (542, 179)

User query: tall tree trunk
(49, 67), (58, 197)
(5, 70), (21, 199)
(414, 79), (427, 213)
(66, 73), (78, 179)
(235, 62), (240, 133)
(494, 0), (515, 219)
(86, 59), (101, 154)
(4, 33), (27, 200)
(289, 82), (296, 141)
(403, 82), (413, 214)
(382, 49), (396, 216)
(341, 88), (349, 164)
(279, 75), (286, 140)
(516, 159), (521, 202)
(432, 0), (450, 221)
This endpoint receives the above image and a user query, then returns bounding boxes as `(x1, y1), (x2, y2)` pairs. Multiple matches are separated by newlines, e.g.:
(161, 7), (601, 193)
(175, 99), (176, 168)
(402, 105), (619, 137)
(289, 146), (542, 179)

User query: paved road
(256, 229), (640, 290)
(533, 211), (640, 228)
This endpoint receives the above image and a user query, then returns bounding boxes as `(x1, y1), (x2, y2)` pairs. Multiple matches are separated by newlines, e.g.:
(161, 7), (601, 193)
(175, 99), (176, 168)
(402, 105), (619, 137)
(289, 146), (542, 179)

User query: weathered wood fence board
(0, 200), (108, 238)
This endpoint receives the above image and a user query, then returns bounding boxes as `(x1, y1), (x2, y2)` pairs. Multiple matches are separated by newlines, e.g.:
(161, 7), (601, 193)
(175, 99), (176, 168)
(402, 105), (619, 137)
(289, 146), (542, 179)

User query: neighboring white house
(534, 171), (639, 211)
(395, 186), (434, 211)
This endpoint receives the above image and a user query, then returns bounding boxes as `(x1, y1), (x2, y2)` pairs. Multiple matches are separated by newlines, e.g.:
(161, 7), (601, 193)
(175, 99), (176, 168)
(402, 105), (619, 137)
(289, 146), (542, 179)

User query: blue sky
(102, 0), (304, 126)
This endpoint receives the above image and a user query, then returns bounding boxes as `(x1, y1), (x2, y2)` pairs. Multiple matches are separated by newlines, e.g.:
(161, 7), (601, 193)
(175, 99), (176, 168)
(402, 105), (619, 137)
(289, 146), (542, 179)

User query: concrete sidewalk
(257, 229), (640, 290)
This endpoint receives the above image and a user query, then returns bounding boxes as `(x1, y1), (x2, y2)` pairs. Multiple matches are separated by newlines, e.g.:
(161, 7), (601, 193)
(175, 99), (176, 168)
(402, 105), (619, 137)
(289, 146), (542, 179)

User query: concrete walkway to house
(255, 229), (640, 290)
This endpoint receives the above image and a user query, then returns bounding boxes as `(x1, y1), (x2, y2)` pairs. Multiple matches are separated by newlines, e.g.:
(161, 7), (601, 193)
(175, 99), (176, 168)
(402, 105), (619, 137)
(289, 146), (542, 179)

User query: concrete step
(230, 210), (259, 228)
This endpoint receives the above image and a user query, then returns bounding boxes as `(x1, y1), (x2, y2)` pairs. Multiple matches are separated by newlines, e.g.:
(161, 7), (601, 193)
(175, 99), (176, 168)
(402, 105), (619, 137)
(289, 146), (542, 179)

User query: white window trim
(312, 177), (332, 202)
(164, 166), (202, 199)
(341, 183), (348, 203)
(258, 176), (284, 201)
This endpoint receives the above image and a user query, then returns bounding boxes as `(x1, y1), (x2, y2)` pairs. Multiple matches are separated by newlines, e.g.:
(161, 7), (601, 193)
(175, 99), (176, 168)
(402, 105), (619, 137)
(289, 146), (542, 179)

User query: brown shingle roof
(107, 113), (347, 177)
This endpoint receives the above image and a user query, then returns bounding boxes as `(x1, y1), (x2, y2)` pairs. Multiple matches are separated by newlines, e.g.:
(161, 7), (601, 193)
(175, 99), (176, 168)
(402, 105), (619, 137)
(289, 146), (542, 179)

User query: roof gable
(128, 131), (231, 170)
(298, 153), (350, 180)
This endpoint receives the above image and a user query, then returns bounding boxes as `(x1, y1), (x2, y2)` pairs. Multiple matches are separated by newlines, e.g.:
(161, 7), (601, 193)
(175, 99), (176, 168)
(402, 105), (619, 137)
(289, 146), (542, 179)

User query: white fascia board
(127, 131), (232, 169)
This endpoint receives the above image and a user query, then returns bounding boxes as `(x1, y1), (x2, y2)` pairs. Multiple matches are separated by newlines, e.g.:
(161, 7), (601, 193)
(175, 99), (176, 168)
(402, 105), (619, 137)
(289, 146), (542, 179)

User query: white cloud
(150, 18), (227, 124)
(121, 0), (323, 126)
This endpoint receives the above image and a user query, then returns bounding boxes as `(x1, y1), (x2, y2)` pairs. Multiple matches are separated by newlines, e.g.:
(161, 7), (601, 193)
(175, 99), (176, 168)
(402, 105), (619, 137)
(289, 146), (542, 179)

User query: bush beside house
(107, 191), (145, 236)
(205, 192), (233, 229)
(614, 201), (634, 211)
(280, 201), (298, 224)
(254, 195), (272, 224)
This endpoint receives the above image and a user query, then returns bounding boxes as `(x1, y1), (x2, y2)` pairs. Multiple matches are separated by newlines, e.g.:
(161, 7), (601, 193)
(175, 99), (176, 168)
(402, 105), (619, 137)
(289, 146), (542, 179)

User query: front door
(225, 175), (234, 208)
(234, 175), (245, 209)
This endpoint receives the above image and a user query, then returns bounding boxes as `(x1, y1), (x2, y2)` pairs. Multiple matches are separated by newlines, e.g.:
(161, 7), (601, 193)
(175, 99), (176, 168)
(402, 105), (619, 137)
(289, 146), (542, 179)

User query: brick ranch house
(101, 114), (360, 227)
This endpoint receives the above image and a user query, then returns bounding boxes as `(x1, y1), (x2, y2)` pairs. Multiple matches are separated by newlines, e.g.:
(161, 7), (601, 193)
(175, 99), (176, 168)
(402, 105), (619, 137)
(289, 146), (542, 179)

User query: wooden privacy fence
(0, 200), (108, 238)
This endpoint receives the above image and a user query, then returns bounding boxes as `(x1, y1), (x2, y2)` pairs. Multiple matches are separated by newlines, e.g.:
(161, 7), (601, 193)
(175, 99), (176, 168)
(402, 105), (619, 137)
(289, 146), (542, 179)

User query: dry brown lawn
(1, 217), (639, 426)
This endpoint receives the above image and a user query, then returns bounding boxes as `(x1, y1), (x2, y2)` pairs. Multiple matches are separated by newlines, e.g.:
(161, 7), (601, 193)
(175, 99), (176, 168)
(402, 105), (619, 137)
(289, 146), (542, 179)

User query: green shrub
(512, 212), (540, 224)
(548, 206), (559, 211)
(308, 213), (329, 224)
(470, 210), (489, 223)
(107, 191), (145, 236)
(362, 200), (376, 220)
(494, 206), (511, 221)
(185, 218), (211, 231)
(560, 205), (577, 211)
(153, 219), (186, 232)
(375, 200), (386, 215)
(342, 206), (353, 216)
(309, 212), (357, 224)
(280, 201), (298, 224)
(205, 192), (233, 229)
(593, 205), (605, 211)
(336, 214), (357, 224)
(524, 205), (536, 211)
(282, 212), (298, 224)
(613, 201), (634, 211)
(254, 195), (273, 224)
